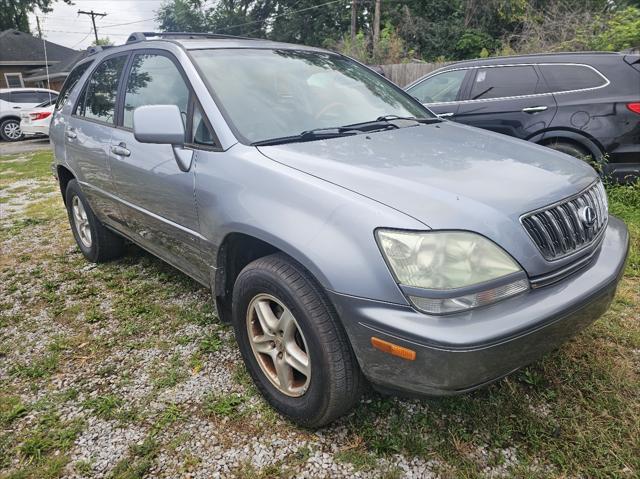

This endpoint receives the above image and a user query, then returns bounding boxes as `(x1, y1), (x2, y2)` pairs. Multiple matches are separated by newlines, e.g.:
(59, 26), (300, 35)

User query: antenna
(78, 10), (107, 44)
(40, 17), (52, 100)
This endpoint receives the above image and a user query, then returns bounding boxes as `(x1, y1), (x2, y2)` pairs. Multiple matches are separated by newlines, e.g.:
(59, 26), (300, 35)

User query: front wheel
(232, 253), (364, 427)
(0, 118), (23, 142)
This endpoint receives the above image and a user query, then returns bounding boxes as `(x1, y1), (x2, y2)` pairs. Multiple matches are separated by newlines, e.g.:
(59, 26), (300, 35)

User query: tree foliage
(155, 0), (640, 63)
(0, 0), (72, 33)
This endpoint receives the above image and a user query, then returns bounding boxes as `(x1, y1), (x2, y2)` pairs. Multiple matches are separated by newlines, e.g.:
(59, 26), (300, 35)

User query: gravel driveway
(1, 150), (638, 478)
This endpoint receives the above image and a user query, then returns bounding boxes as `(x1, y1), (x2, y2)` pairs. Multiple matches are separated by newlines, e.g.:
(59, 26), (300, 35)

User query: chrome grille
(521, 181), (608, 260)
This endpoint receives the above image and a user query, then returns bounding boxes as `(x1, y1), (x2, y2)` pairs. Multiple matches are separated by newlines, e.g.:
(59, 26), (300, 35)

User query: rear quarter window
(56, 61), (93, 111)
(539, 64), (607, 92)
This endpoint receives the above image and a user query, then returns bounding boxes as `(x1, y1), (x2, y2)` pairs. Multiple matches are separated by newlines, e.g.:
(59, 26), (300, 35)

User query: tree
(0, 0), (72, 33)
(91, 37), (114, 47)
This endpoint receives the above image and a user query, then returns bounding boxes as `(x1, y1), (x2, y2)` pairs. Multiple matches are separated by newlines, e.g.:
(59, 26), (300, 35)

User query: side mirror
(133, 105), (193, 172)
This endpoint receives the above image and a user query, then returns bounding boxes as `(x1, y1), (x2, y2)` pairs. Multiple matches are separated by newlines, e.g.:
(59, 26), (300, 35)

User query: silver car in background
(50, 33), (629, 427)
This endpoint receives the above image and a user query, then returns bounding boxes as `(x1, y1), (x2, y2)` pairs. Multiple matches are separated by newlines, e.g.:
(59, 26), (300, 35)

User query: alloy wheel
(3, 121), (21, 140)
(71, 196), (92, 248)
(246, 293), (311, 397)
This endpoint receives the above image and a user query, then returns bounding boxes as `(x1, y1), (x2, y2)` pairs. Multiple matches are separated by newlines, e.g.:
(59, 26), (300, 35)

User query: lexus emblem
(579, 206), (597, 227)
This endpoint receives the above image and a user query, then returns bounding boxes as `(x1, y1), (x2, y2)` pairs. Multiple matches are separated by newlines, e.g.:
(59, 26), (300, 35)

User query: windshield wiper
(376, 114), (442, 124)
(251, 127), (361, 147)
(252, 121), (400, 147)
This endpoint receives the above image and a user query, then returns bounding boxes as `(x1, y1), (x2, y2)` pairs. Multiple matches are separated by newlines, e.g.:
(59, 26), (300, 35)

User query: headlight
(376, 230), (529, 314)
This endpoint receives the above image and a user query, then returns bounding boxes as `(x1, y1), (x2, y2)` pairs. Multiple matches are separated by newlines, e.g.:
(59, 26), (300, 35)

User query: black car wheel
(232, 253), (364, 427)
(65, 179), (125, 263)
(545, 140), (593, 162)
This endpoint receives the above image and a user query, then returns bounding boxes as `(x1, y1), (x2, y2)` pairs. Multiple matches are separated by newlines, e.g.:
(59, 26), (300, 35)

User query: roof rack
(86, 45), (115, 56)
(126, 31), (263, 44)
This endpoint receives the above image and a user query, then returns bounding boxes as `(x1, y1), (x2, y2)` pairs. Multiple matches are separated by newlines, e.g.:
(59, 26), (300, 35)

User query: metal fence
(375, 61), (452, 87)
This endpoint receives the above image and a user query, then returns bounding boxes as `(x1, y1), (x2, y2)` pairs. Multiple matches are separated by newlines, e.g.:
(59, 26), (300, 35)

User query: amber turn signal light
(371, 337), (416, 361)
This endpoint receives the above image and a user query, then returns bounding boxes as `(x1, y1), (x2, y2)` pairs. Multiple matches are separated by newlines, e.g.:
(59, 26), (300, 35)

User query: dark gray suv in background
(50, 33), (629, 426)
(406, 52), (640, 181)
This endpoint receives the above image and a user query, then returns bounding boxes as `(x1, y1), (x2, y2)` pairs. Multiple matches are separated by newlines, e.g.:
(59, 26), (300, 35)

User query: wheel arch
(527, 128), (605, 162)
(213, 230), (330, 323)
(57, 165), (76, 205)
(0, 115), (21, 123)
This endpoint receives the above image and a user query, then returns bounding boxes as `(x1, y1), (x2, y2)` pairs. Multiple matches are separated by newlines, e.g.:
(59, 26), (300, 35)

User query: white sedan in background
(19, 99), (56, 137)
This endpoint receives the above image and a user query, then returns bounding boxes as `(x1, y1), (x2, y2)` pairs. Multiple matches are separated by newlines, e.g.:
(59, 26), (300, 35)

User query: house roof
(0, 29), (77, 64)
(25, 50), (89, 80)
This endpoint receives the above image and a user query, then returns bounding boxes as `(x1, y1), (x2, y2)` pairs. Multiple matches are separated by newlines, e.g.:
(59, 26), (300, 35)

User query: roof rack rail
(86, 45), (115, 56)
(126, 31), (264, 44)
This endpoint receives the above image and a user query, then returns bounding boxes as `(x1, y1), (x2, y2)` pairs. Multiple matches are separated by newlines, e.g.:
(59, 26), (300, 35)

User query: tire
(545, 140), (593, 162)
(232, 253), (364, 427)
(0, 118), (24, 142)
(65, 179), (125, 263)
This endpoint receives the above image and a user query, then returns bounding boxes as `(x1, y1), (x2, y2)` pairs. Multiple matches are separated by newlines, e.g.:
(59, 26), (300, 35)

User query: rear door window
(469, 66), (542, 100)
(75, 55), (127, 124)
(9, 91), (47, 104)
(539, 64), (607, 92)
(122, 53), (190, 129)
(408, 70), (467, 103)
(56, 61), (93, 111)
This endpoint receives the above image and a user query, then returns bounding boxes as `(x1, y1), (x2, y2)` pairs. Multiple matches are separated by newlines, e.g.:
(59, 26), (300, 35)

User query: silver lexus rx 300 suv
(50, 32), (629, 427)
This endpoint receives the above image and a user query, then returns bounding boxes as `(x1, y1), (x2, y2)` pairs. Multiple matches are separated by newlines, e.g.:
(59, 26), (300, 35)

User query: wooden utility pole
(373, 0), (381, 46)
(351, 0), (357, 42)
(78, 10), (107, 44)
(35, 16), (42, 38)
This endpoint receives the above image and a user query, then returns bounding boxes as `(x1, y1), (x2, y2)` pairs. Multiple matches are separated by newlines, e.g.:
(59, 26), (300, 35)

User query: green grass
(0, 150), (53, 183)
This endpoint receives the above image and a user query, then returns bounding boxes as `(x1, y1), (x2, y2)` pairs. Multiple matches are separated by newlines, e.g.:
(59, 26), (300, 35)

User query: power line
(78, 10), (107, 43)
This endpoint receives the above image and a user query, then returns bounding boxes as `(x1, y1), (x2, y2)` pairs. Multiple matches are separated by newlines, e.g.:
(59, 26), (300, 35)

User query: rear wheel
(232, 253), (364, 427)
(65, 179), (125, 263)
(0, 118), (23, 142)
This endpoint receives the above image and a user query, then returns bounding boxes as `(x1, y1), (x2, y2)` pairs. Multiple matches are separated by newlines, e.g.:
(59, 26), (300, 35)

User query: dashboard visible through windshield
(190, 48), (432, 144)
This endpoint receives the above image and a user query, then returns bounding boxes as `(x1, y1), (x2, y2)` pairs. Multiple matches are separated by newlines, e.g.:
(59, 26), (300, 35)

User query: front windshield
(191, 48), (431, 144)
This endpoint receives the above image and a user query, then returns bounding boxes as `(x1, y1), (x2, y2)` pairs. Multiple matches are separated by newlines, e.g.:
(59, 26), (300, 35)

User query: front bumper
(330, 216), (629, 396)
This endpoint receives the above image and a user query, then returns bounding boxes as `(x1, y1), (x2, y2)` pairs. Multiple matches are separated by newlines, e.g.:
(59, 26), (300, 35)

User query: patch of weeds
(154, 403), (182, 431)
(188, 352), (204, 373)
(203, 392), (246, 418)
(11, 352), (59, 379)
(83, 395), (124, 420)
(47, 335), (72, 353)
(232, 363), (254, 389)
(235, 460), (284, 479)
(74, 459), (94, 475)
(0, 396), (29, 427)
(152, 355), (187, 390)
(110, 404), (183, 479)
(335, 448), (378, 472)
(176, 303), (216, 326)
(6, 455), (70, 479)
(18, 411), (83, 464)
(109, 436), (158, 479)
(198, 331), (222, 354)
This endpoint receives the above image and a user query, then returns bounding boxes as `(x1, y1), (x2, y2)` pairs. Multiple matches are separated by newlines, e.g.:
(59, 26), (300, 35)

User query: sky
(28, 0), (166, 50)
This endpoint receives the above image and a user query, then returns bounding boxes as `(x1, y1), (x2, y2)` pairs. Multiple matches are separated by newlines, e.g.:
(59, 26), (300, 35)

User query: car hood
(257, 121), (599, 275)
(257, 121), (596, 225)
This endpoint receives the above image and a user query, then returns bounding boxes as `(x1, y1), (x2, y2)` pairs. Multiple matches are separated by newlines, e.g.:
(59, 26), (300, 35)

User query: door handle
(522, 106), (548, 113)
(65, 130), (77, 139)
(110, 143), (131, 157)
(438, 112), (455, 118)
